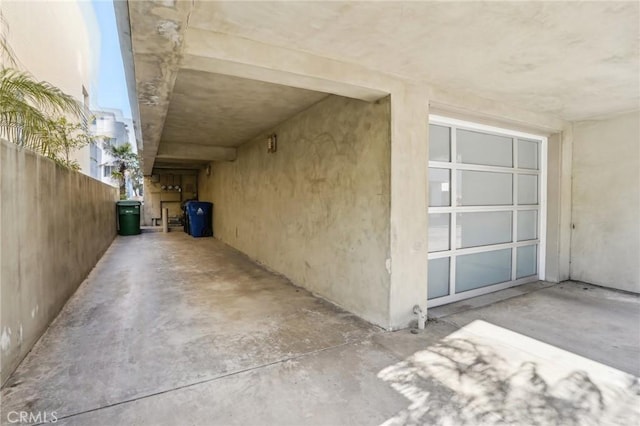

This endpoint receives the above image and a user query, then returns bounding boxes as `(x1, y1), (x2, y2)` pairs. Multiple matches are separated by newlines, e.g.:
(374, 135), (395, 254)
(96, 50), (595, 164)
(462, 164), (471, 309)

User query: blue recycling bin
(185, 201), (213, 237)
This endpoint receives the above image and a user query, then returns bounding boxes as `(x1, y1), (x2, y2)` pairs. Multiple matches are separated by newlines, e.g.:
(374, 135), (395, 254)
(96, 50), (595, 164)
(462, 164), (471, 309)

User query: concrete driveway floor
(1, 233), (638, 425)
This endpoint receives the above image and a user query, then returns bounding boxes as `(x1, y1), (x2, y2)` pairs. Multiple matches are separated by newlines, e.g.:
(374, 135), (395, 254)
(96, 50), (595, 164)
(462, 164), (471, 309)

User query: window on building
(89, 142), (99, 179)
(104, 165), (114, 178)
(82, 86), (90, 127)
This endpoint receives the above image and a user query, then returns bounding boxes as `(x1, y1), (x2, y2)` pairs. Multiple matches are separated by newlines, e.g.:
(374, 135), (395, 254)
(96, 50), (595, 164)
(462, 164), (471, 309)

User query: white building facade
(1, 0), (101, 177)
(90, 108), (137, 191)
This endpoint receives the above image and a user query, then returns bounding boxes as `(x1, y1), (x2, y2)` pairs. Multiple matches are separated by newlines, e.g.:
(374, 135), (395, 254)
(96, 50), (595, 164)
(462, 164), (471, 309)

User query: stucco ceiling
(161, 70), (328, 147)
(190, 1), (639, 121)
(122, 0), (639, 174)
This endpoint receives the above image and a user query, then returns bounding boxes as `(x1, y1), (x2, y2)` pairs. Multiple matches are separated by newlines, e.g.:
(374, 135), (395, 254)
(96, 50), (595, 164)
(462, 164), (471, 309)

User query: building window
(82, 86), (90, 127)
(104, 165), (114, 178)
(89, 142), (100, 179)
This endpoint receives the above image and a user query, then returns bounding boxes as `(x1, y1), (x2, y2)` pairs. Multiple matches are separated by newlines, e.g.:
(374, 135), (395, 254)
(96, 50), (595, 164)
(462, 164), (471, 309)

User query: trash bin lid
(116, 200), (141, 206)
(186, 201), (212, 207)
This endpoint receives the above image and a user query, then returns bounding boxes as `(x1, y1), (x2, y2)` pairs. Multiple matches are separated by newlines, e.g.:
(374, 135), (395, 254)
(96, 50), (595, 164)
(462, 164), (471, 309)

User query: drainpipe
(413, 305), (427, 330)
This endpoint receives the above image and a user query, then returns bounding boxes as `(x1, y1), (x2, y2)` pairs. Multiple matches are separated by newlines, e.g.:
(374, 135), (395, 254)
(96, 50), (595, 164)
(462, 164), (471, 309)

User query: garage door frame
(427, 115), (548, 307)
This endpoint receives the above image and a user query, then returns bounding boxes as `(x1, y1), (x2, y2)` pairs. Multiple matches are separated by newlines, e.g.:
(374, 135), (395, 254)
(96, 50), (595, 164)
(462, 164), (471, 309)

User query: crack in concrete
(37, 335), (382, 425)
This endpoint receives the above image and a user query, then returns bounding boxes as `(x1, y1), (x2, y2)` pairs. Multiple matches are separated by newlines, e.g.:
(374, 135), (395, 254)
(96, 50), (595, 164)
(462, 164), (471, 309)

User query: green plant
(0, 69), (85, 154)
(105, 142), (139, 199)
(44, 116), (93, 170)
(1, 22), (86, 165)
(129, 159), (143, 197)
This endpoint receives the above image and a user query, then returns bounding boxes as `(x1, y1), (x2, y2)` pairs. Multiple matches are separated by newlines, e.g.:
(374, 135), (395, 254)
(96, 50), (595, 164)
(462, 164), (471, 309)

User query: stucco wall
(0, 140), (118, 385)
(142, 173), (198, 226)
(571, 111), (640, 293)
(199, 95), (391, 327)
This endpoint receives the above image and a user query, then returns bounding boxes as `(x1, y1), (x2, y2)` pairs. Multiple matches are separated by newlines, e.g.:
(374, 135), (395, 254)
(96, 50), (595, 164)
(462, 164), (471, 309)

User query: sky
(91, 0), (132, 119)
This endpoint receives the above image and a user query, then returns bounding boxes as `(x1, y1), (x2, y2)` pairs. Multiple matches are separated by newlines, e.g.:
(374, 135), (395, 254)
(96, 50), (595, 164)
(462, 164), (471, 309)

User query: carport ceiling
(122, 1), (638, 174)
(161, 70), (328, 147)
(190, 1), (638, 121)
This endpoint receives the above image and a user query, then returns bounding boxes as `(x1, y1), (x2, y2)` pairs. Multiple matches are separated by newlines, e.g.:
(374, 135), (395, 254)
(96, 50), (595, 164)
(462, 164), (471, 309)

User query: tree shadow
(379, 326), (640, 426)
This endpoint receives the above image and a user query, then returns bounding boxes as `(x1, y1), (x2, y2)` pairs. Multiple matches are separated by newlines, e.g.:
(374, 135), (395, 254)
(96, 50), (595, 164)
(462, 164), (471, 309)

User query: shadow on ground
(379, 320), (640, 426)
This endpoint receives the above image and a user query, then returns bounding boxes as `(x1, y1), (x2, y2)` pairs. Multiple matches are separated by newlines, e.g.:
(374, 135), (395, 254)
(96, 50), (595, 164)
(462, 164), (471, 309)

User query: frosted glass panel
(457, 129), (513, 167)
(518, 174), (538, 205)
(429, 168), (451, 207)
(458, 171), (512, 206)
(428, 214), (450, 252)
(428, 258), (450, 300)
(517, 210), (538, 241)
(457, 211), (512, 248)
(518, 139), (539, 170)
(429, 125), (450, 162)
(456, 249), (512, 292)
(517, 245), (537, 278)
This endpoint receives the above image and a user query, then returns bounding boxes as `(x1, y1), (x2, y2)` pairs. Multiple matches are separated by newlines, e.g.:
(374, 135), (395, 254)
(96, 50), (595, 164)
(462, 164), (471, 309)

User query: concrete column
(388, 83), (429, 329)
(557, 125), (573, 281)
(162, 208), (169, 233)
(545, 126), (573, 282)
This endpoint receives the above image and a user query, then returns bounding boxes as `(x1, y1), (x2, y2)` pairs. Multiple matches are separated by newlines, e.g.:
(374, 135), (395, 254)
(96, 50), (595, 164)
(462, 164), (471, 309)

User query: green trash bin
(116, 201), (141, 236)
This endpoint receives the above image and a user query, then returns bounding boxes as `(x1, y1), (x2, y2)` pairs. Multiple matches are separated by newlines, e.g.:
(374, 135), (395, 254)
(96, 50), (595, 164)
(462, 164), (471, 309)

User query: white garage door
(427, 116), (547, 307)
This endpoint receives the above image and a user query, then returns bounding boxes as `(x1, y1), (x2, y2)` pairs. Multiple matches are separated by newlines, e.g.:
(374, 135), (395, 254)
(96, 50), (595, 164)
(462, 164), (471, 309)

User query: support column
(545, 125), (572, 282)
(162, 208), (169, 233)
(388, 83), (430, 329)
(558, 125), (573, 281)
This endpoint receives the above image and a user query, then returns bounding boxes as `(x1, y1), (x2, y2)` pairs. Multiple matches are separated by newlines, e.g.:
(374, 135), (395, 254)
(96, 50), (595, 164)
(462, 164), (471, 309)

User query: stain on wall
(199, 95), (391, 326)
(0, 140), (118, 384)
(571, 111), (640, 293)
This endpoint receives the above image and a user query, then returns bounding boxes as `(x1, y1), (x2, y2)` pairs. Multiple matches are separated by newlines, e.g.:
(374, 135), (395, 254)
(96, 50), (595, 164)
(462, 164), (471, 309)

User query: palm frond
(0, 37), (17, 68)
(105, 143), (138, 168)
(0, 67), (88, 165)
(0, 68), (83, 118)
(0, 12), (18, 67)
(0, 103), (53, 153)
(0, 20), (90, 170)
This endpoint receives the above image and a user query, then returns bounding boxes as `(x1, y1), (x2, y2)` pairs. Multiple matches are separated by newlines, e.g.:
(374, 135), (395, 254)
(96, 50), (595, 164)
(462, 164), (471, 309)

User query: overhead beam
(125, 1), (193, 175)
(123, 13), (567, 175)
(182, 29), (392, 102)
(156, 143), (237, 162)
(429, 87), (567, 134)
(152, 167), (203, 174)
(152, 166), (201, 175)
(113, 0), (143, 154)
(182, 29), (567, 133)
